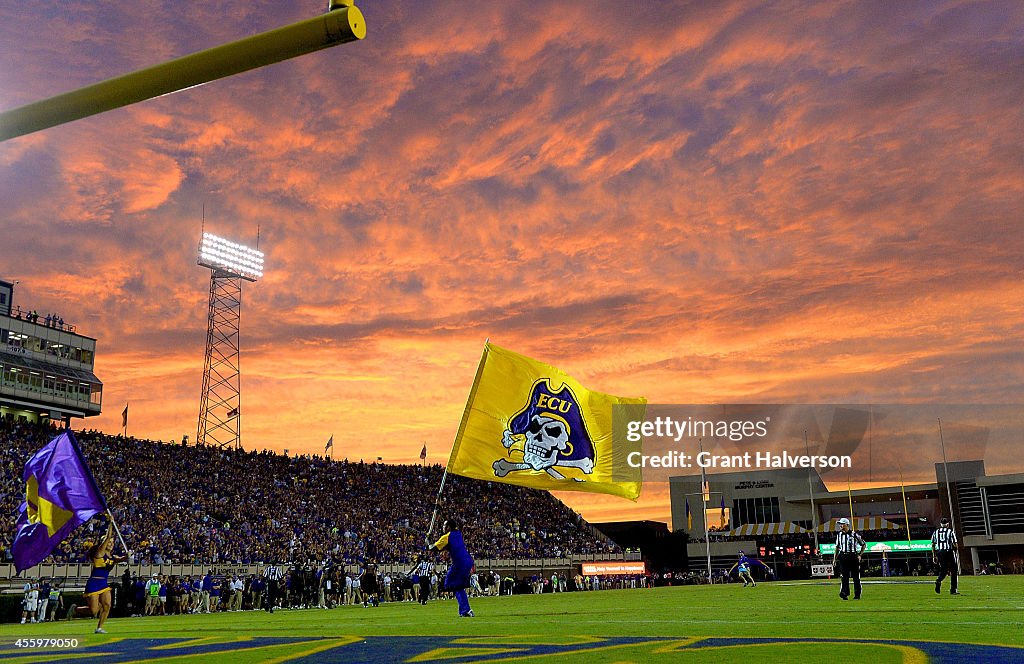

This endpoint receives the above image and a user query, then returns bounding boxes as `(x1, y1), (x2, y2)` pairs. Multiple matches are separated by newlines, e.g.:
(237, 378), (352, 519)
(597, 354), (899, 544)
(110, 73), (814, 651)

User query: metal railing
(6, 307), (77, 335)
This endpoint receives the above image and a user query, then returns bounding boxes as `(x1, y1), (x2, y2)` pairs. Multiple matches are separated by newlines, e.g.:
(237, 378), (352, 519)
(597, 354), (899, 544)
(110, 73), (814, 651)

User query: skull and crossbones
(493, 414), (594, 479)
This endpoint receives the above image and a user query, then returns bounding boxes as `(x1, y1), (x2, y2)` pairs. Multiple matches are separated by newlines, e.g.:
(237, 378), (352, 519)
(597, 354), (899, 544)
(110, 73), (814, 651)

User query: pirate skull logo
(493, 380), (596, 481)
(522, 415), (569, 470)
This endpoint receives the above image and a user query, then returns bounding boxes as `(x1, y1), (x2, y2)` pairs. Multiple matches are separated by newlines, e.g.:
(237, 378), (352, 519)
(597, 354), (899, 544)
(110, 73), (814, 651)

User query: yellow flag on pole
(448, 342), (646, 500)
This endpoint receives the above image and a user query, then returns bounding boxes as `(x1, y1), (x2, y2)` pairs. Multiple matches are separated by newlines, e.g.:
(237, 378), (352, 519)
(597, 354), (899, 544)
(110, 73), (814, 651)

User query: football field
(1, 577), (1022, 663)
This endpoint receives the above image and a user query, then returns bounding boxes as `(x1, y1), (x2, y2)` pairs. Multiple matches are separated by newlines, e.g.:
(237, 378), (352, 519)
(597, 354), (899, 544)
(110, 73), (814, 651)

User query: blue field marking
(0, 635), (1019, 663)
(670, 637), (1024, 663)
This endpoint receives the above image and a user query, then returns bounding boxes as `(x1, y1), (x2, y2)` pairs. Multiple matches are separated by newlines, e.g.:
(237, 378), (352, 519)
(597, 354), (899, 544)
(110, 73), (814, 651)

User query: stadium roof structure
(975, 472), (1024, 486)
(785, 482), (939, 504)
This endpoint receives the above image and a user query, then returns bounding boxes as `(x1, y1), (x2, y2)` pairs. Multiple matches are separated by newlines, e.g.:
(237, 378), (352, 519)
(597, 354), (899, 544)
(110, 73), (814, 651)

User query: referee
(416, 556), (433, 605)
(932, 517), (960, 595)
(832, 518), (866, 600)
(262, 562), (284, 613)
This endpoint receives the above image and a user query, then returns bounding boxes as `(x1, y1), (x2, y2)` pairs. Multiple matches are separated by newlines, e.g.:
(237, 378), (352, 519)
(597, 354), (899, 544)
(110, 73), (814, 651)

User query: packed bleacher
(0, 419), (619, 566)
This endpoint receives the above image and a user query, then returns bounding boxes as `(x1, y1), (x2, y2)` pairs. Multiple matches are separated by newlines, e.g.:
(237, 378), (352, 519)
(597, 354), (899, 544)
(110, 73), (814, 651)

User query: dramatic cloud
(1, 1), (1022, 527)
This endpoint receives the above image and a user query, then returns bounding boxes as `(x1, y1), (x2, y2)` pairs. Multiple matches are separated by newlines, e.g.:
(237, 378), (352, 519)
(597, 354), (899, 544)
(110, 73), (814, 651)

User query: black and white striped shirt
(834, 530), (865, 555)
(262, 565), (284, 581)
(931, 526), (957, 551)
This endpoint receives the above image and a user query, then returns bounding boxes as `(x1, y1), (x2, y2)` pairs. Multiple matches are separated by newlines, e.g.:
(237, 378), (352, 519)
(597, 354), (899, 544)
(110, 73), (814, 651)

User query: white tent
(816, 517), (902, 532)
(722, 522), (809, 537)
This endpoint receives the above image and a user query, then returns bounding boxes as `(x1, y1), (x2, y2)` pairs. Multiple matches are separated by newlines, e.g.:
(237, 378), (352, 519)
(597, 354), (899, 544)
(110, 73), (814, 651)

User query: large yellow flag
(448, 342), (646, 500)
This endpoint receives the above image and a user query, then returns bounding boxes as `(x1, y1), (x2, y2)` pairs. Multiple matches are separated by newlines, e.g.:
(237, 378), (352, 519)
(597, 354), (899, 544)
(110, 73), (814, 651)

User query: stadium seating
(0, 419), (619, 566)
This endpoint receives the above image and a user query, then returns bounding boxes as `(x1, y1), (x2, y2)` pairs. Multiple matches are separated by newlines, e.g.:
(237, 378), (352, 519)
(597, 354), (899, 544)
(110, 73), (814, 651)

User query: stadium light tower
(196, 232), (264, 450)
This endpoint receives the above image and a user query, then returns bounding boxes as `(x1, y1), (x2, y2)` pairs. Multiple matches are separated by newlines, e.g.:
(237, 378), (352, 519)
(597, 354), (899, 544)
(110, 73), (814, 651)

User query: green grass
(0, 578), (1021, 662)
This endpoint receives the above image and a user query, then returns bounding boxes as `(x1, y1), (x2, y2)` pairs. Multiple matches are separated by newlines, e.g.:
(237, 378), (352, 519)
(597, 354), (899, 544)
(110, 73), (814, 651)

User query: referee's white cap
(838, 518), (851, 526)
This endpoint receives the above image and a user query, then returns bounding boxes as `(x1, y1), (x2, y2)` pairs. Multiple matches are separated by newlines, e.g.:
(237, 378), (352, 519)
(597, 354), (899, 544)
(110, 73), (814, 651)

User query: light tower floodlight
(196, 233), (264, 450)
(198, 232), (265, 281)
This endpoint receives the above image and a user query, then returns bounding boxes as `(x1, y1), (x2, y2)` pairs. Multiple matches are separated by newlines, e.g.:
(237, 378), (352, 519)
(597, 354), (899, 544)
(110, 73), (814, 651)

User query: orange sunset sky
(1, 1), (1022, 528)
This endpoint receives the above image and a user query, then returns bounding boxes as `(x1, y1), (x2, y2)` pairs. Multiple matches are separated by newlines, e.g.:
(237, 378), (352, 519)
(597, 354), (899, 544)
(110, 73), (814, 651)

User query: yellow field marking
(409, 647), (530, 662)
(649, 638), (704, 653)
(117, 636), (361, 664)
(453, 636), (605, 646)
(447, 639), (679, 664)
(259, 636), (363, 664)
(148, 635), (253, 650)
(654, 640), (928, 664)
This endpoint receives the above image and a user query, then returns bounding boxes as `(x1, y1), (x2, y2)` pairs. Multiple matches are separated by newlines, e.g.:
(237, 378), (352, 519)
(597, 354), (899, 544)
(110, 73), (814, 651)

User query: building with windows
(671, 468), (829, 536)
(941, 460), (1024, 573)
(671, 461), (1024, 576)
(0, 279), (102, 425)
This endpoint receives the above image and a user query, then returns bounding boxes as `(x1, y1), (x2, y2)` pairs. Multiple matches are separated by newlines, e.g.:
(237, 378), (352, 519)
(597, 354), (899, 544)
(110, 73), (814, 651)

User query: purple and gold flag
(449, 343), (646, 500)
(11, 430), (107, 572)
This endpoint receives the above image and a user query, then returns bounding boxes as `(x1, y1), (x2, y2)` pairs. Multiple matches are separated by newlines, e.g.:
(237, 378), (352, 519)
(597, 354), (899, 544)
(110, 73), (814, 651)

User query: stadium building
(0, 279), (103, 426)
(593, 520), (689, 572)
(671, 462), (1024, 577)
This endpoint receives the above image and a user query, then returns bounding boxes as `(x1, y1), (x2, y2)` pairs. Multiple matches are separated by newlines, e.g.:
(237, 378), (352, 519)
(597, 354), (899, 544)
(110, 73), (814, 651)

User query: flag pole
(804, 431), (820, 556)
(897, 459), (912, 544)
(106, 510), (131, 556)
(427, 339), (490, 543)
(937, 418), (961, 574)
(65, 430), (130, 556)
(847, 470), (855, 525)
(699, 438), (712, 583)
(868, 405), (873, 484)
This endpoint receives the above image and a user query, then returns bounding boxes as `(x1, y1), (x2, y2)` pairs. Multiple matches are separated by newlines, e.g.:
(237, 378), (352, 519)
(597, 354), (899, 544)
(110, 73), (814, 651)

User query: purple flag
(11, 430), (107, 572)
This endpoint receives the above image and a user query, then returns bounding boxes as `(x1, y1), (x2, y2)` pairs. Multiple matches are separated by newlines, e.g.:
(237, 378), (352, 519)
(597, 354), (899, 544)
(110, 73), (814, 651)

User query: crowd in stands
(0, 419), (619, 567)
